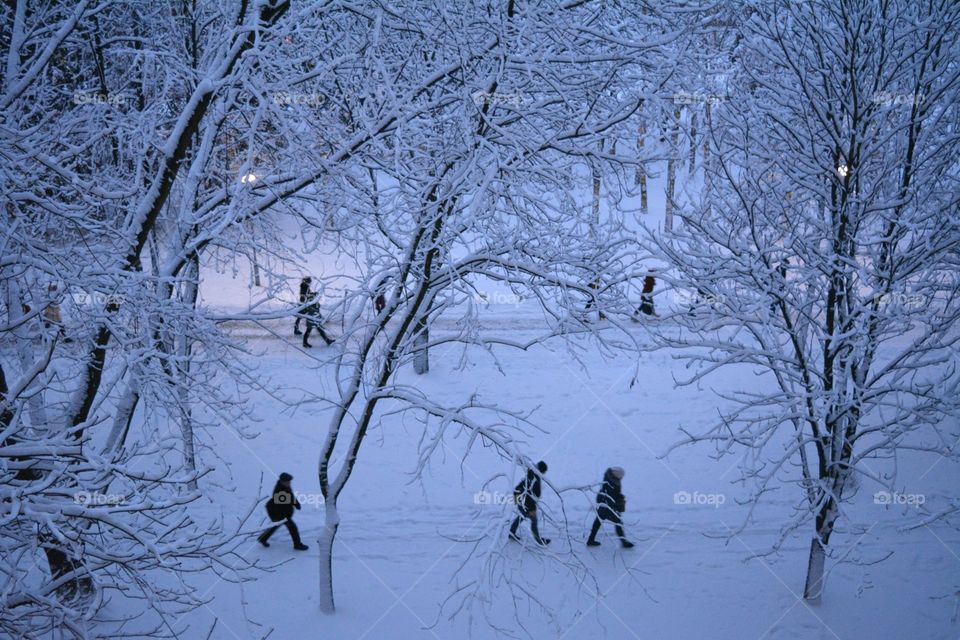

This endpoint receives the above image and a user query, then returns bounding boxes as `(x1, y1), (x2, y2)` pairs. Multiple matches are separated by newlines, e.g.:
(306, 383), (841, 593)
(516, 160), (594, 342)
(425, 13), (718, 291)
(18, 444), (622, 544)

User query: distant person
(586, 467), (634, 548)
(509, 460), (551, 545)
(636, 275), (657, 317)
(373, 276), (389, 314)
(584, 280), (606, 321)
(302, 295), (333, 348)
(42, 283), (70, 341)
(294, 276), (313, 335)
(258, 472), (309, 550)
(43, 283), (62, 327)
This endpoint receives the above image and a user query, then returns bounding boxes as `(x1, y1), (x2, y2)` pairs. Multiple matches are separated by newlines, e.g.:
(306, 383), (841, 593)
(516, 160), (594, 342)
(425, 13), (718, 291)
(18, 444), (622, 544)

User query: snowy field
(178, 289), (959, 640)
(5, 2), (959, 639)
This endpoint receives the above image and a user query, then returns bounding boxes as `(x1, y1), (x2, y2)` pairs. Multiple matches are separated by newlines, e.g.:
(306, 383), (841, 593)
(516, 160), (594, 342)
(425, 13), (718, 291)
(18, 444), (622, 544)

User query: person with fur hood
(586, 467), (634, 548)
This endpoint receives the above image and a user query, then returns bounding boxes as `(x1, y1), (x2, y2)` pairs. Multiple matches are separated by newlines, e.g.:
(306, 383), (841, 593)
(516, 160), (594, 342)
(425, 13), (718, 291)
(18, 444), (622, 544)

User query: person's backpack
(265, 498), (283, 522)
(265, 490), (294, 522)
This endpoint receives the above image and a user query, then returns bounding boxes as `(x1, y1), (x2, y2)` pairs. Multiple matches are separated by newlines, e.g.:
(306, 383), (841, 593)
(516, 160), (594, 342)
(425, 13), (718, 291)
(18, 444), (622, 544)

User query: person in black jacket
(586, 467), (634, 548)
(302, 297), (333, 348)
(509, 460), (550, 545)
(373, 276), (389, 314)
(258, 472), (309, 550)
(294, 276), (313, 335)
(635, 275), (657, 318)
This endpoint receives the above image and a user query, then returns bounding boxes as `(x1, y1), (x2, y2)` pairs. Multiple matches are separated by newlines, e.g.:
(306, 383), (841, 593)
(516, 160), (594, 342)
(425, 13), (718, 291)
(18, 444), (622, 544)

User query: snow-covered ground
(175, 276), (959, 639)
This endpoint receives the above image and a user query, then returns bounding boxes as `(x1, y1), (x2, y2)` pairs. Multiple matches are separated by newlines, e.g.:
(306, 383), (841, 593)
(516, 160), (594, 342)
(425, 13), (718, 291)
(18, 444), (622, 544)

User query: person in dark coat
(586, 467), (634, 548)
(301, 297), (333, 348)
(636, 275), (657, 317)
(258, 472), (309, 550)
(509, 460), (550, 545)
(584, 280), (607, 321)
(373, 276), (389, 314)
(294, 276), (313, 335)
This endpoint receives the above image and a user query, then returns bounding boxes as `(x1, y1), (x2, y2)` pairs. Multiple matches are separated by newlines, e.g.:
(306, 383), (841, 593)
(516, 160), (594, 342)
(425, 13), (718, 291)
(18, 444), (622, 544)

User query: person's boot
(286, 521), (309, 550)
(530, 517), (550, 545)
(621, 540), (635, 549)
(587, 518), (602, 546)
(257, 530), (272, 548)
(303, 340), (312, 348)
(509, 517), (521, 541)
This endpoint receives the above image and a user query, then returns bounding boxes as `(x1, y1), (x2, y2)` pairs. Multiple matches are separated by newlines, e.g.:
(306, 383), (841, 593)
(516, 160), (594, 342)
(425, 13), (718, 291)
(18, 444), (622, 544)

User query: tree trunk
(804, 486), (839, 602)
(103, 366), (140, 455)
(665, 108), (681, 231)
(3, 276), (48, 430)
(637, 121), (647, 214)
(177, 256), (200, 490)
(803, 537), (826, 603)
(703, 101), (711, 163)
(319, 500), (340, 614)
(688, 110), (697, 174)
(592, 139), (604, 225)
(703, 102), (713, 217)
(412, 321), (429, 375)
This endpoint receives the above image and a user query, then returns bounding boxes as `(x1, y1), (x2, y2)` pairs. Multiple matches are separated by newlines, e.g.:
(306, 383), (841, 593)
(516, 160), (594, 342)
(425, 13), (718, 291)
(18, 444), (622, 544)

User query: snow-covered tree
(290, 0), (697, 615)
(644, 0), (960, 602)
(0, 1), (354, 635)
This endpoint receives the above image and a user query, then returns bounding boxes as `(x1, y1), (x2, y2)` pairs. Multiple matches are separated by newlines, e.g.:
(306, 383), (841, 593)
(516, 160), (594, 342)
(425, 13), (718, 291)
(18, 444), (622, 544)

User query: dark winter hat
(536, 461), (548, 474)
(278, 472), (293, 482)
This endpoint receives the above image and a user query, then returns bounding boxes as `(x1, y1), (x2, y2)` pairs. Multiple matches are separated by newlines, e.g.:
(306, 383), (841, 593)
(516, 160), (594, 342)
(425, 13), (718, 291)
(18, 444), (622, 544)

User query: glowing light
(241, 173), (257, 184)
(837, 165), (848, 177)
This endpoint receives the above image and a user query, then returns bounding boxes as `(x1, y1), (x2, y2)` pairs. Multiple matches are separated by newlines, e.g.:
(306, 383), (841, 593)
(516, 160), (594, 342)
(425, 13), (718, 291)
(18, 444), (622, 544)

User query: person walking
(294, 276), (313, 335)
(373, 276), (389, 314)
(636, 275), (657, 317)
(302, 296), (333, 348)
(509, 461), (551, 545)
(43, 283), (62, 328)
(586, 467), (634, 548)
(584, 280), (607, 321)
(41, 283), (71, 342)
(258, 472), (309, 550)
